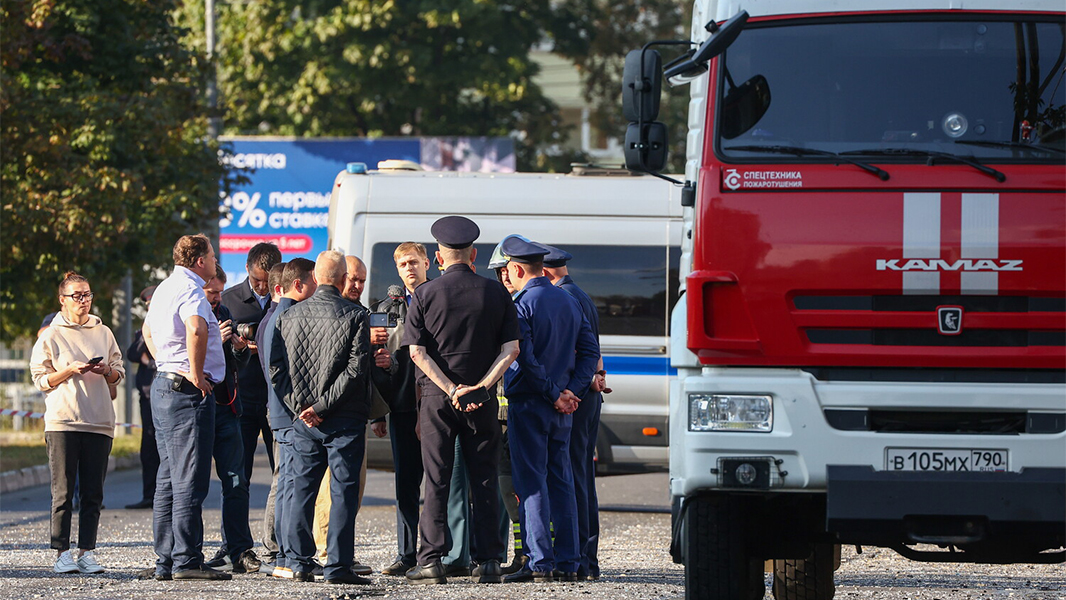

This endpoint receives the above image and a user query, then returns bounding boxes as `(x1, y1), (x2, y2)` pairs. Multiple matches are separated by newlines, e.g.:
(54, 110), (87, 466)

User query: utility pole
(206, 0), (221, 245)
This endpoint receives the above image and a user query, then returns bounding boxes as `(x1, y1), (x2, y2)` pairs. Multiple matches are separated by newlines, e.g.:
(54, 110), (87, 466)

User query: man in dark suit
(125, 285), (158, 510)
(371, 242), (430, 575)
(204, 266), (260, 573)
(221, 242), (282, 484)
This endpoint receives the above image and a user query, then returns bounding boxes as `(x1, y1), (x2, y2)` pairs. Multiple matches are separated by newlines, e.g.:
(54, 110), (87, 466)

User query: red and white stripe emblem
(902, 192), (1000, 295)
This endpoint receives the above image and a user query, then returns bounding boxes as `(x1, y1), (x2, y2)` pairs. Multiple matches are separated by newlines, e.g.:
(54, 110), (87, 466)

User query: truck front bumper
(827, 465), (1065, 561)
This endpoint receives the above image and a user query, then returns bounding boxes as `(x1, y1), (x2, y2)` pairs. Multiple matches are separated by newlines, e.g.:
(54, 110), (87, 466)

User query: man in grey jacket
(270, 250), (372, 585)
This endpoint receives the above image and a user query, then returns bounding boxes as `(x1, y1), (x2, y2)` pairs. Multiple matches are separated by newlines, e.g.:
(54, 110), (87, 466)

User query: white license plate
(885, 448), (1008, 472)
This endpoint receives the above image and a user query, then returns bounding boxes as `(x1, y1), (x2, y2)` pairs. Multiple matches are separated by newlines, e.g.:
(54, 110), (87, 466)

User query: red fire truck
(622, 1), (1066, 599)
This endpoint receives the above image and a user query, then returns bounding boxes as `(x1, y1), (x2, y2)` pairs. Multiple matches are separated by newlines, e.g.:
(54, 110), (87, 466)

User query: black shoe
(326, 571), (372, 585)
(587, 574), (600, 581)
(471, 559), (503, 583)
(503, 563), (534, 583)
(501, 554), (527, 575)
(135, 566), (170, 581)
(292, 570), (315, 582)
(203, 548), (231, 571)
(382, 559), (415, 576)
(443, 562), (470, 577)
(558, 571), (579, 582)
(405, 560), (446, 584)
(125, 499), (153, 510)
(232, 550), (261, 574)
(533, 570), (555, 583)
(172, 566), (232, 580)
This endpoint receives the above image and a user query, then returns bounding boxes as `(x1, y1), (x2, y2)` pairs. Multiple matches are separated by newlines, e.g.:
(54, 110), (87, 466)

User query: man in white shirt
(141, 234), (230, 581)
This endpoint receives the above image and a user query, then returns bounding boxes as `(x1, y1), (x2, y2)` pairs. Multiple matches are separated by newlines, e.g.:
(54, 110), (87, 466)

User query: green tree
(176, 0), (593, 171)
(1, 0), (229, 341)
(573, 0), (691, 172)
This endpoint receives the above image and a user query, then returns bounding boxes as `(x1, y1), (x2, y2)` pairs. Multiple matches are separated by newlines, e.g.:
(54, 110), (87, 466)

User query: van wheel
(685, 495), (765, 600)
(772, 543), (837, 600)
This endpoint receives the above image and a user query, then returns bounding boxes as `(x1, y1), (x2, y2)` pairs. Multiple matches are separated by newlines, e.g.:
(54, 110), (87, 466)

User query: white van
(327, 164), (683, 472)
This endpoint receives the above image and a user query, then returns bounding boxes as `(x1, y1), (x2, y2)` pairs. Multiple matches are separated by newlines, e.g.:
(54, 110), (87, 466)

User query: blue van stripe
(603, 355), (677, 376)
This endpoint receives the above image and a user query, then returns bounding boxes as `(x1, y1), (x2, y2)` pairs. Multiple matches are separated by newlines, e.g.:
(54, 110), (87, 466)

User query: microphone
(387, 285), (405, 299)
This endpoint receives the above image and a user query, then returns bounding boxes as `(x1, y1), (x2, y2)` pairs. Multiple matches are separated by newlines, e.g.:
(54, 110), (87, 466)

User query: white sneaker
(271, 566), (293, 579)
(54, 550), (79, 574)
(76, 551), (104, 574)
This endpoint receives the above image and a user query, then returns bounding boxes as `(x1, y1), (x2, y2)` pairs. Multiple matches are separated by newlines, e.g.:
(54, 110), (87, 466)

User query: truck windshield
(717, 17), (1065, 162)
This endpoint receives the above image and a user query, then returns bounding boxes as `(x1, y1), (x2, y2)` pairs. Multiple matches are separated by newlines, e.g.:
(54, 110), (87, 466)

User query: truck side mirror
(720, 75), (772, 139)
(622, 49), (668, 173)
(623, 50), (662, 123)
(664, 10), (749, 81)
(624, 121), (669, 172)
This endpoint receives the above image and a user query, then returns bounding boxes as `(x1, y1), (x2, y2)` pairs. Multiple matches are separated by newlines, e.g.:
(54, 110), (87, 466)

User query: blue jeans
(214, 403), (252, 560)
(288, 417), (366, 579)
(151, 375), (215, 574)
(273, 426), (295, 568)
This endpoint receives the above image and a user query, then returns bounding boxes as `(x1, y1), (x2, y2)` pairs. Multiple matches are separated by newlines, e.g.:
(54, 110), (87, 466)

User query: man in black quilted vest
(270, 250), (372, 586)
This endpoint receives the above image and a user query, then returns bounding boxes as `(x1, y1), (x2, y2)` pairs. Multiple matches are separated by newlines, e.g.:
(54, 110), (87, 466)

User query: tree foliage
(1, 0), (229, 341)
(176, 0), (595, 171)
(572, 0), (691, 172)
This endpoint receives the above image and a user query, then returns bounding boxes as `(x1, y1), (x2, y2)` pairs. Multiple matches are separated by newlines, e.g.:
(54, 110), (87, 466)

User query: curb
(0, 454), (141, 494)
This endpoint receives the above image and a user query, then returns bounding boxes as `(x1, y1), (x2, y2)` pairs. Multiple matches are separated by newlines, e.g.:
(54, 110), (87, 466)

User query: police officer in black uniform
(402, 216), (520, 585)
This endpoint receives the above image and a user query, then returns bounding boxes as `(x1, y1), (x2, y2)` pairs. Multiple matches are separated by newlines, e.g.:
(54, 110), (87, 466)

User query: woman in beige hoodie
(30, 272), (125, 575)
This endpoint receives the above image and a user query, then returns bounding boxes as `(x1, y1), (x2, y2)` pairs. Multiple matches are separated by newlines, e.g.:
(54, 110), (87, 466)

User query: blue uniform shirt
(555, 275), (600, 342)
(504, 276), (599, 405)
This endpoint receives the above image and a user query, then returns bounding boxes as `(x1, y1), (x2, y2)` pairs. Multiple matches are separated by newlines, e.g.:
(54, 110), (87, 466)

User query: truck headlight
(689, 394), (773, 432)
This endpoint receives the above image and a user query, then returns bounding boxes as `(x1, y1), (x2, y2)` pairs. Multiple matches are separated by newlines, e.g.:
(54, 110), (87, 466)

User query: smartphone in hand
(458, 386), (494, 410)
(87, 356), (104, 365)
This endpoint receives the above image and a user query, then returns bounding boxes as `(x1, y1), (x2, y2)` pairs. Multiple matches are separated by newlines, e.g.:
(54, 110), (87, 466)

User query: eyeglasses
(61, 292), (94, 303)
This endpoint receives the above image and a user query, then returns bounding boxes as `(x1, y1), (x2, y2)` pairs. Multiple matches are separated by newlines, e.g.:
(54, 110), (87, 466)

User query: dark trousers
(46, 431), (112, 551)
(508, 396), (579, 573)
(388, 410), (423, 564)
(266, 426), (294, 567)
(570, 392), (602, 575)
(137, 392), (160, 502)
(444, 438), (471, 567)
(288, 417), (365, 579)
(151, 375), (215, 574)
(417, 394), (502, 566)
(214, 403), (252, 559)
(239, 401), (274, 482)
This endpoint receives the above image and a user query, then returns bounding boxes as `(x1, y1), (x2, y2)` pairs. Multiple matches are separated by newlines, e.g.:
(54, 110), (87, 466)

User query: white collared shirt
(249, 278), (269, 310)
(146, 266), (225, 383)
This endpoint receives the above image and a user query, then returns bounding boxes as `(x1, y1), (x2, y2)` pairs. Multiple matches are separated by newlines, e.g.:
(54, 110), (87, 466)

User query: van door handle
(601, 345), (667, 355)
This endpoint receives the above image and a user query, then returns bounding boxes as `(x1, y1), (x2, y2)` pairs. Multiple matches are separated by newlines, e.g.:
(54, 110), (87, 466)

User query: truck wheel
(685, 495), (765, 600)
(772, 543), (837, 600)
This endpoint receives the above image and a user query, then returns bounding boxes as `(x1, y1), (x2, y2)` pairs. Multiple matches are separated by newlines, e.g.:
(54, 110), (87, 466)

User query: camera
(369, 312), (398, 328)
(236, 322), (258, 339)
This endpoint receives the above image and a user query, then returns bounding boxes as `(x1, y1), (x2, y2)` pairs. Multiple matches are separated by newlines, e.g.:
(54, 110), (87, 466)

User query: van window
(368, 243), (678, 336)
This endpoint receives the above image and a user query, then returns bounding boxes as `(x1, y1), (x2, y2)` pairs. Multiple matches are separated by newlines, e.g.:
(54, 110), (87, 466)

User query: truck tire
(772, 543), (837, 600)
(685, 495), (765, 600)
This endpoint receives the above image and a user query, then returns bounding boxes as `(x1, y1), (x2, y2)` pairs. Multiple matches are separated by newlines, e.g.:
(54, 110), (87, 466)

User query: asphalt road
(0, 447), (1062, 599)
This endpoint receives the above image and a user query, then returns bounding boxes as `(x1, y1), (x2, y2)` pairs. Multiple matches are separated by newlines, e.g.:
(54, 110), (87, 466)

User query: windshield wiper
(841, 148), (1006, 183)
(954, 140), (1065, 155)
(727, 145), (890, 181)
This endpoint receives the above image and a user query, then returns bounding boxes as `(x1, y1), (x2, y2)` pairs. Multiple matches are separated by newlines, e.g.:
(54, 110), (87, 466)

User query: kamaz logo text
(876, 259), (1023, 272)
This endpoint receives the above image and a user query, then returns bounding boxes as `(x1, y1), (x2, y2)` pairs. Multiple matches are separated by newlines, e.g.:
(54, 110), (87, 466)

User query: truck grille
(795, 295), (1065, 347)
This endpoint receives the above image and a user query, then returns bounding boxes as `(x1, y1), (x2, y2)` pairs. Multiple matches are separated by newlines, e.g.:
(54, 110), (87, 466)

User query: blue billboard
(217, 137), (419, 283)
(218, 137), (515, 286)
